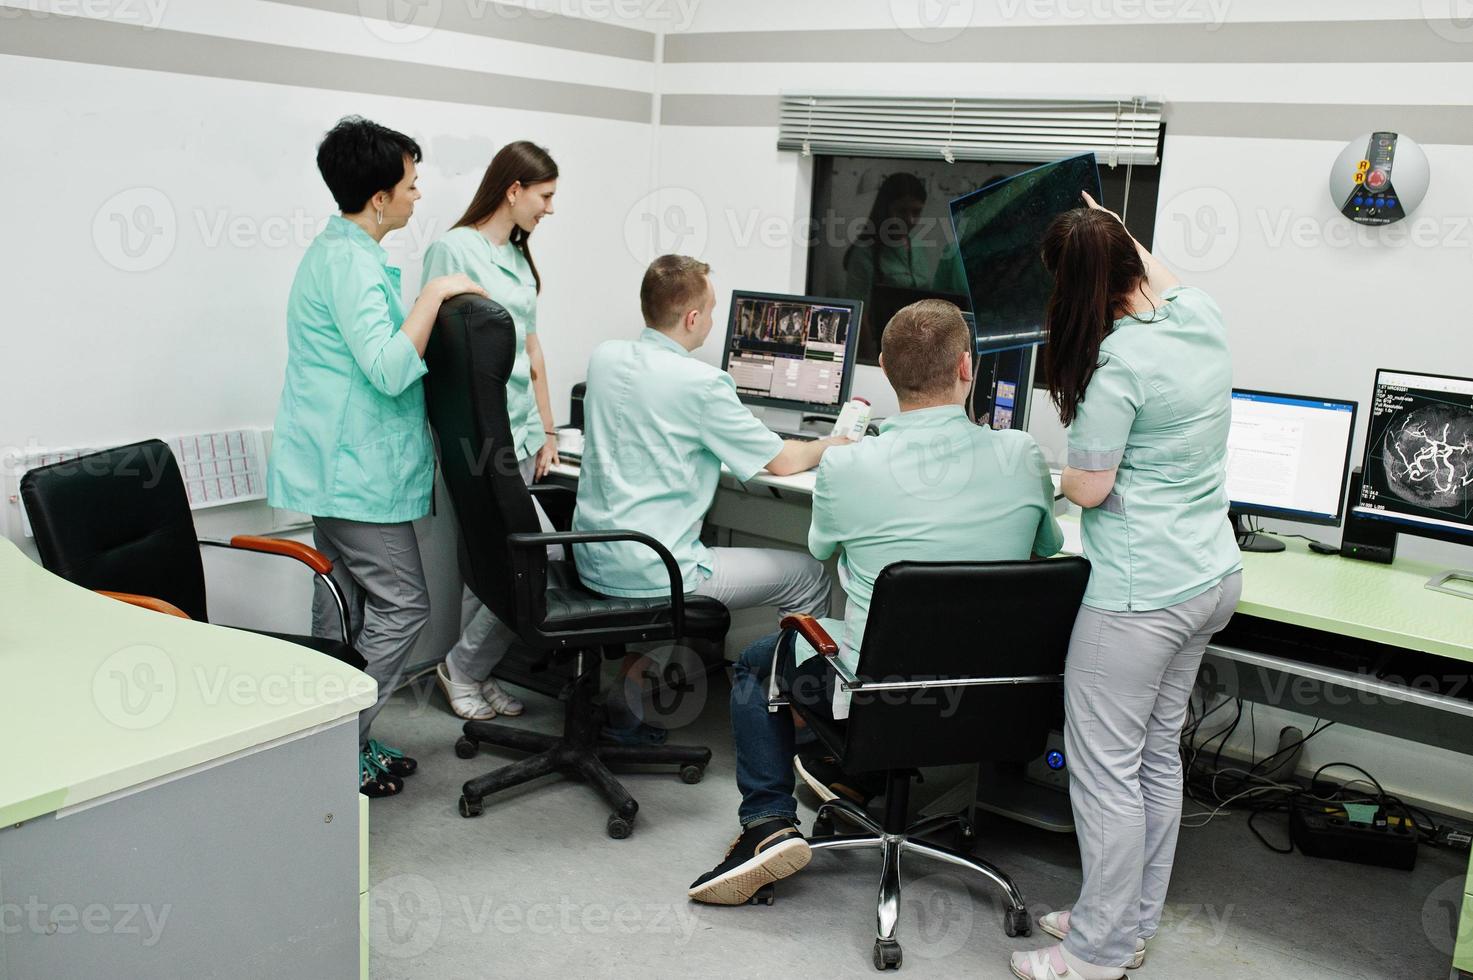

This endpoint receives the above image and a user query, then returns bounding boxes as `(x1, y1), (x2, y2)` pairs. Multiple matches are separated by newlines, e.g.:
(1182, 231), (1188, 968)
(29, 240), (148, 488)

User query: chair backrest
(424, 294), (547, 632)
(842, 556), (1092, 771)
(20, 440), (210, 622)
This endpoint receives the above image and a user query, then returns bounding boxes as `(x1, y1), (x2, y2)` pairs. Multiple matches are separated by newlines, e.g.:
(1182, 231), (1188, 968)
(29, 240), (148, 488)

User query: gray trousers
(690, 546), (833, 619)
(1063, 571), (1243, 969)
(446, 455), (557, 682)
(311, 517), (431, 746)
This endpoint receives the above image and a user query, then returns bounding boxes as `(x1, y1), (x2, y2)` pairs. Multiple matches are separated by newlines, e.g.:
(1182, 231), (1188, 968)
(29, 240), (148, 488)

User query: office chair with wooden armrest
(769, 556), (1091, 970)
(21, 440), (361, 666)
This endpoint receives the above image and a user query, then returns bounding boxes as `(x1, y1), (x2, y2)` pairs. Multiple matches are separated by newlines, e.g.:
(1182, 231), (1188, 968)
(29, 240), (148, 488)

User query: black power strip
(1289, 799), (1418, 871)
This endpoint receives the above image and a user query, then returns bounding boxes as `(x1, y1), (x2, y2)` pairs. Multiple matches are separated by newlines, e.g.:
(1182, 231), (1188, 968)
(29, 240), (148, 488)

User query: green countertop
(1059, 517), (1473, 664)
(0, 539), (374, 826)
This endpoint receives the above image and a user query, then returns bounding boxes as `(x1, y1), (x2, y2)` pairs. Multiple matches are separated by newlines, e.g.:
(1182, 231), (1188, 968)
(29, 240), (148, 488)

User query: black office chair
(774, 556), (1092, 971)
(20, 440), (361, 665)
(425, 294), (728, 839)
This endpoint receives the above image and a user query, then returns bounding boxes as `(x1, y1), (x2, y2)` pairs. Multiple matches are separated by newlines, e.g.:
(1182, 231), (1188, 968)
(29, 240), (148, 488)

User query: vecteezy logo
(92, 645), (178, 730)
(1422, 875), (1473, 955)
(358, 0), (442, 44)
(621, 187), (709, 264)
(886, 430), (975, 501)
(891, 0), (975, 42)
(905, 874), (975, 959)
(1423, 0), (1473, 43)
(1160, 187), (1240, 273)
(92, 188), (177, 273)
(369, 874), (442, 959)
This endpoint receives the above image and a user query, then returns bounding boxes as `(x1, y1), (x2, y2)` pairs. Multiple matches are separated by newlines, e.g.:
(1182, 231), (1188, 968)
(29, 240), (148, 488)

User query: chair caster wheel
(812, 816), (834, 838)
(679, 764), (704, 785)
(458, 795), (483, 818)
(747, 883), (775, 906)
(1004, 906), (1031, 938)
(454, 736), (479, 759)
(873, 939), (902, 970)
(606, 814), (634, 839)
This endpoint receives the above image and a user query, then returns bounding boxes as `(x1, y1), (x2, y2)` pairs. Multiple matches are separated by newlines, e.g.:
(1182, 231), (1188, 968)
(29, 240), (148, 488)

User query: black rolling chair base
(453, 668), (710, 838)
(808, 792), (1031, 969)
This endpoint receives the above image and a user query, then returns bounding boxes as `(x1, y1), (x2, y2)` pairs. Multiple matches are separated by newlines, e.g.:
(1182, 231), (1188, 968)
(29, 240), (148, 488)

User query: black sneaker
(687, 819), (811, 905)
(794, 748), (882, 806)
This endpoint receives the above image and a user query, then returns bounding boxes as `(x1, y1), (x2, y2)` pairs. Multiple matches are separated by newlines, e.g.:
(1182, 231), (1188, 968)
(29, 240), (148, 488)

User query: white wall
(0, 0), (655, 658)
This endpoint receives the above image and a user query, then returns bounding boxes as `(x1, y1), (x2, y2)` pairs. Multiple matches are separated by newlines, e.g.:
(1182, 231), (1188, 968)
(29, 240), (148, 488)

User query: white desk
(0, 540), (372, 979)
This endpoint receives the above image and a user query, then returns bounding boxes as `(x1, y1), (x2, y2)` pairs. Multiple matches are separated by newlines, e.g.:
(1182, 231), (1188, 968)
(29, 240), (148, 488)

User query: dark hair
(881, 299), (970, 401)
(641, 255), (711, 329)
(1040, 209), (1149, 426)
(453, 141), (559, 293)
(845, 172), (927, 286)
(316, 116), (422, 214)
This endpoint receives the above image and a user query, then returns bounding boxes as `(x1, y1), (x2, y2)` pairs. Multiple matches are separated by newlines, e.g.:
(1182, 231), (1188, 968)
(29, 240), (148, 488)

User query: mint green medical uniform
(1066, 285), (1242, 611)
(267, 216), (431, 523)
(422, 227), (545, 462)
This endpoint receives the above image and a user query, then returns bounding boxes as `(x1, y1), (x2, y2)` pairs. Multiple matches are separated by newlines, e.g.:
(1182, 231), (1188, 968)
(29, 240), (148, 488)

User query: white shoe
(1038, 911), (1147, 969)
(479, 677), (524, 717)
(436, 662), (497, 721)
(1011, 945), (1125, 980)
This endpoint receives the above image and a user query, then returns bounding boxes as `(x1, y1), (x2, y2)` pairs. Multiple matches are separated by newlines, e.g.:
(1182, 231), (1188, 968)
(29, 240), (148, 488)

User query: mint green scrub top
(422, 227), (545, 462)
(267, 216), (432, 523)
(1067, 285), (1242, 612)
(571, 329), (784, 598)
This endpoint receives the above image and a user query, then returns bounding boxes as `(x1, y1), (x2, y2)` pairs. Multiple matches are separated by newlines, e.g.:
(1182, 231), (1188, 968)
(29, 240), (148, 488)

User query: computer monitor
(965, 312), (1034, 432)
(1353, 369), (1473, 548)
(722, 291), (861, 433)
(1226, 389), (1359, 553)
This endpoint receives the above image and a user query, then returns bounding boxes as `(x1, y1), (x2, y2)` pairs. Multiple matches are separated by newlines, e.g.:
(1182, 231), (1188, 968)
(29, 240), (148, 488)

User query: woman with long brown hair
(424, 140), (561, 723)
(1010, 194), (1242, 980)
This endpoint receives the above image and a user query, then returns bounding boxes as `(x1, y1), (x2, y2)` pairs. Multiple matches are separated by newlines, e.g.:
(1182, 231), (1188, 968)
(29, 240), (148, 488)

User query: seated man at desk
(688, 298), (1064, 905)
(573, 254), (851, 742)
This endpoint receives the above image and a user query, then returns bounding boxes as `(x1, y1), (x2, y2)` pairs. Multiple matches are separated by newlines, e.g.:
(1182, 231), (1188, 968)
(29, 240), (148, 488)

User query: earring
(375, 207), (383, 226)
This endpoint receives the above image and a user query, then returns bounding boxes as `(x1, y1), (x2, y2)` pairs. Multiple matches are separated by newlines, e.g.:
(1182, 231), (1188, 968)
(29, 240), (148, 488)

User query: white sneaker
(1038, 911), (1147, 969)
(436, 662), (497, 721)
(480, 677), (524, 717)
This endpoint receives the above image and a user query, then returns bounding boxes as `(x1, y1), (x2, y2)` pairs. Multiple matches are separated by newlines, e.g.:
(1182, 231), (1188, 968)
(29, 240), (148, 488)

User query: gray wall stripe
(266, 0), (656, 62)
(661, 94), (1473, 145)
(0, 12), (652, 124)
(664, 20), (1473, 64)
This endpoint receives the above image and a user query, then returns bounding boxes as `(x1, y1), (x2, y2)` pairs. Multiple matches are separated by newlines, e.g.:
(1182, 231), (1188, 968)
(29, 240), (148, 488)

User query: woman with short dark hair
(267, 116), (486, 798)
(1009, 194), (1242, 980)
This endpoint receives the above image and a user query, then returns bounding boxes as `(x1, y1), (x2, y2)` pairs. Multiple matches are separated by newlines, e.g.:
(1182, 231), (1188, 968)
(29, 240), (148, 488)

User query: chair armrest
(526, 484), (576, 503)
(97, 590), (191, 619)
(507, 529), (685, 633)
(201, 535), (334, 575)
(197, 537), (350, 645)
(779, 614), (838, 655)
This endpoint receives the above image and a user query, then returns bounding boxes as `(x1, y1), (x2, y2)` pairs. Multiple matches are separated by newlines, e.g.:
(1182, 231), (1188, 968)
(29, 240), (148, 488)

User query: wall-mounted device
(1329, 132), (1429, 226)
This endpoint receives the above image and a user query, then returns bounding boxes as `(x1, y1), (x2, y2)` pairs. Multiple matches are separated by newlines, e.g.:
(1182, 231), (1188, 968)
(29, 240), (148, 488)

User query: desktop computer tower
(1340, 467), (1398, 564)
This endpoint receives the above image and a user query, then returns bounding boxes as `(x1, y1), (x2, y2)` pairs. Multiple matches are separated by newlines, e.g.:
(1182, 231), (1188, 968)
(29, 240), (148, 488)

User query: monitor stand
(751, 406), (827, 440)
(1231, 511), (1285, 553)
(1426, 569), (1473, 600)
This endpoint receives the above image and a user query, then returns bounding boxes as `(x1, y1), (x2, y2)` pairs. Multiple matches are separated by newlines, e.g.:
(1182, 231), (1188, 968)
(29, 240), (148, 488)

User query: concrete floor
(365, 670), (1468, 979)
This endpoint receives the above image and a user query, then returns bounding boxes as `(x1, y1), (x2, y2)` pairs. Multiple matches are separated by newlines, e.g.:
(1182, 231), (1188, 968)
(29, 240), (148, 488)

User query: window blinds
(777, 95), (1163, 166)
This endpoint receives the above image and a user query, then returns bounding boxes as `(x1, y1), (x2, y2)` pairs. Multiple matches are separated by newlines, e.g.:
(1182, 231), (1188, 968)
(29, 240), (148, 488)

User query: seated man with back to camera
(688, 299), (1064, 905)
(572, 254), (851, 743)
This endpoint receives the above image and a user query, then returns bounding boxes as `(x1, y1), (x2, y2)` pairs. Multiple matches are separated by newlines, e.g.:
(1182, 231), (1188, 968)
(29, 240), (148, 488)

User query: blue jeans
(731, 631), (833, 827)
